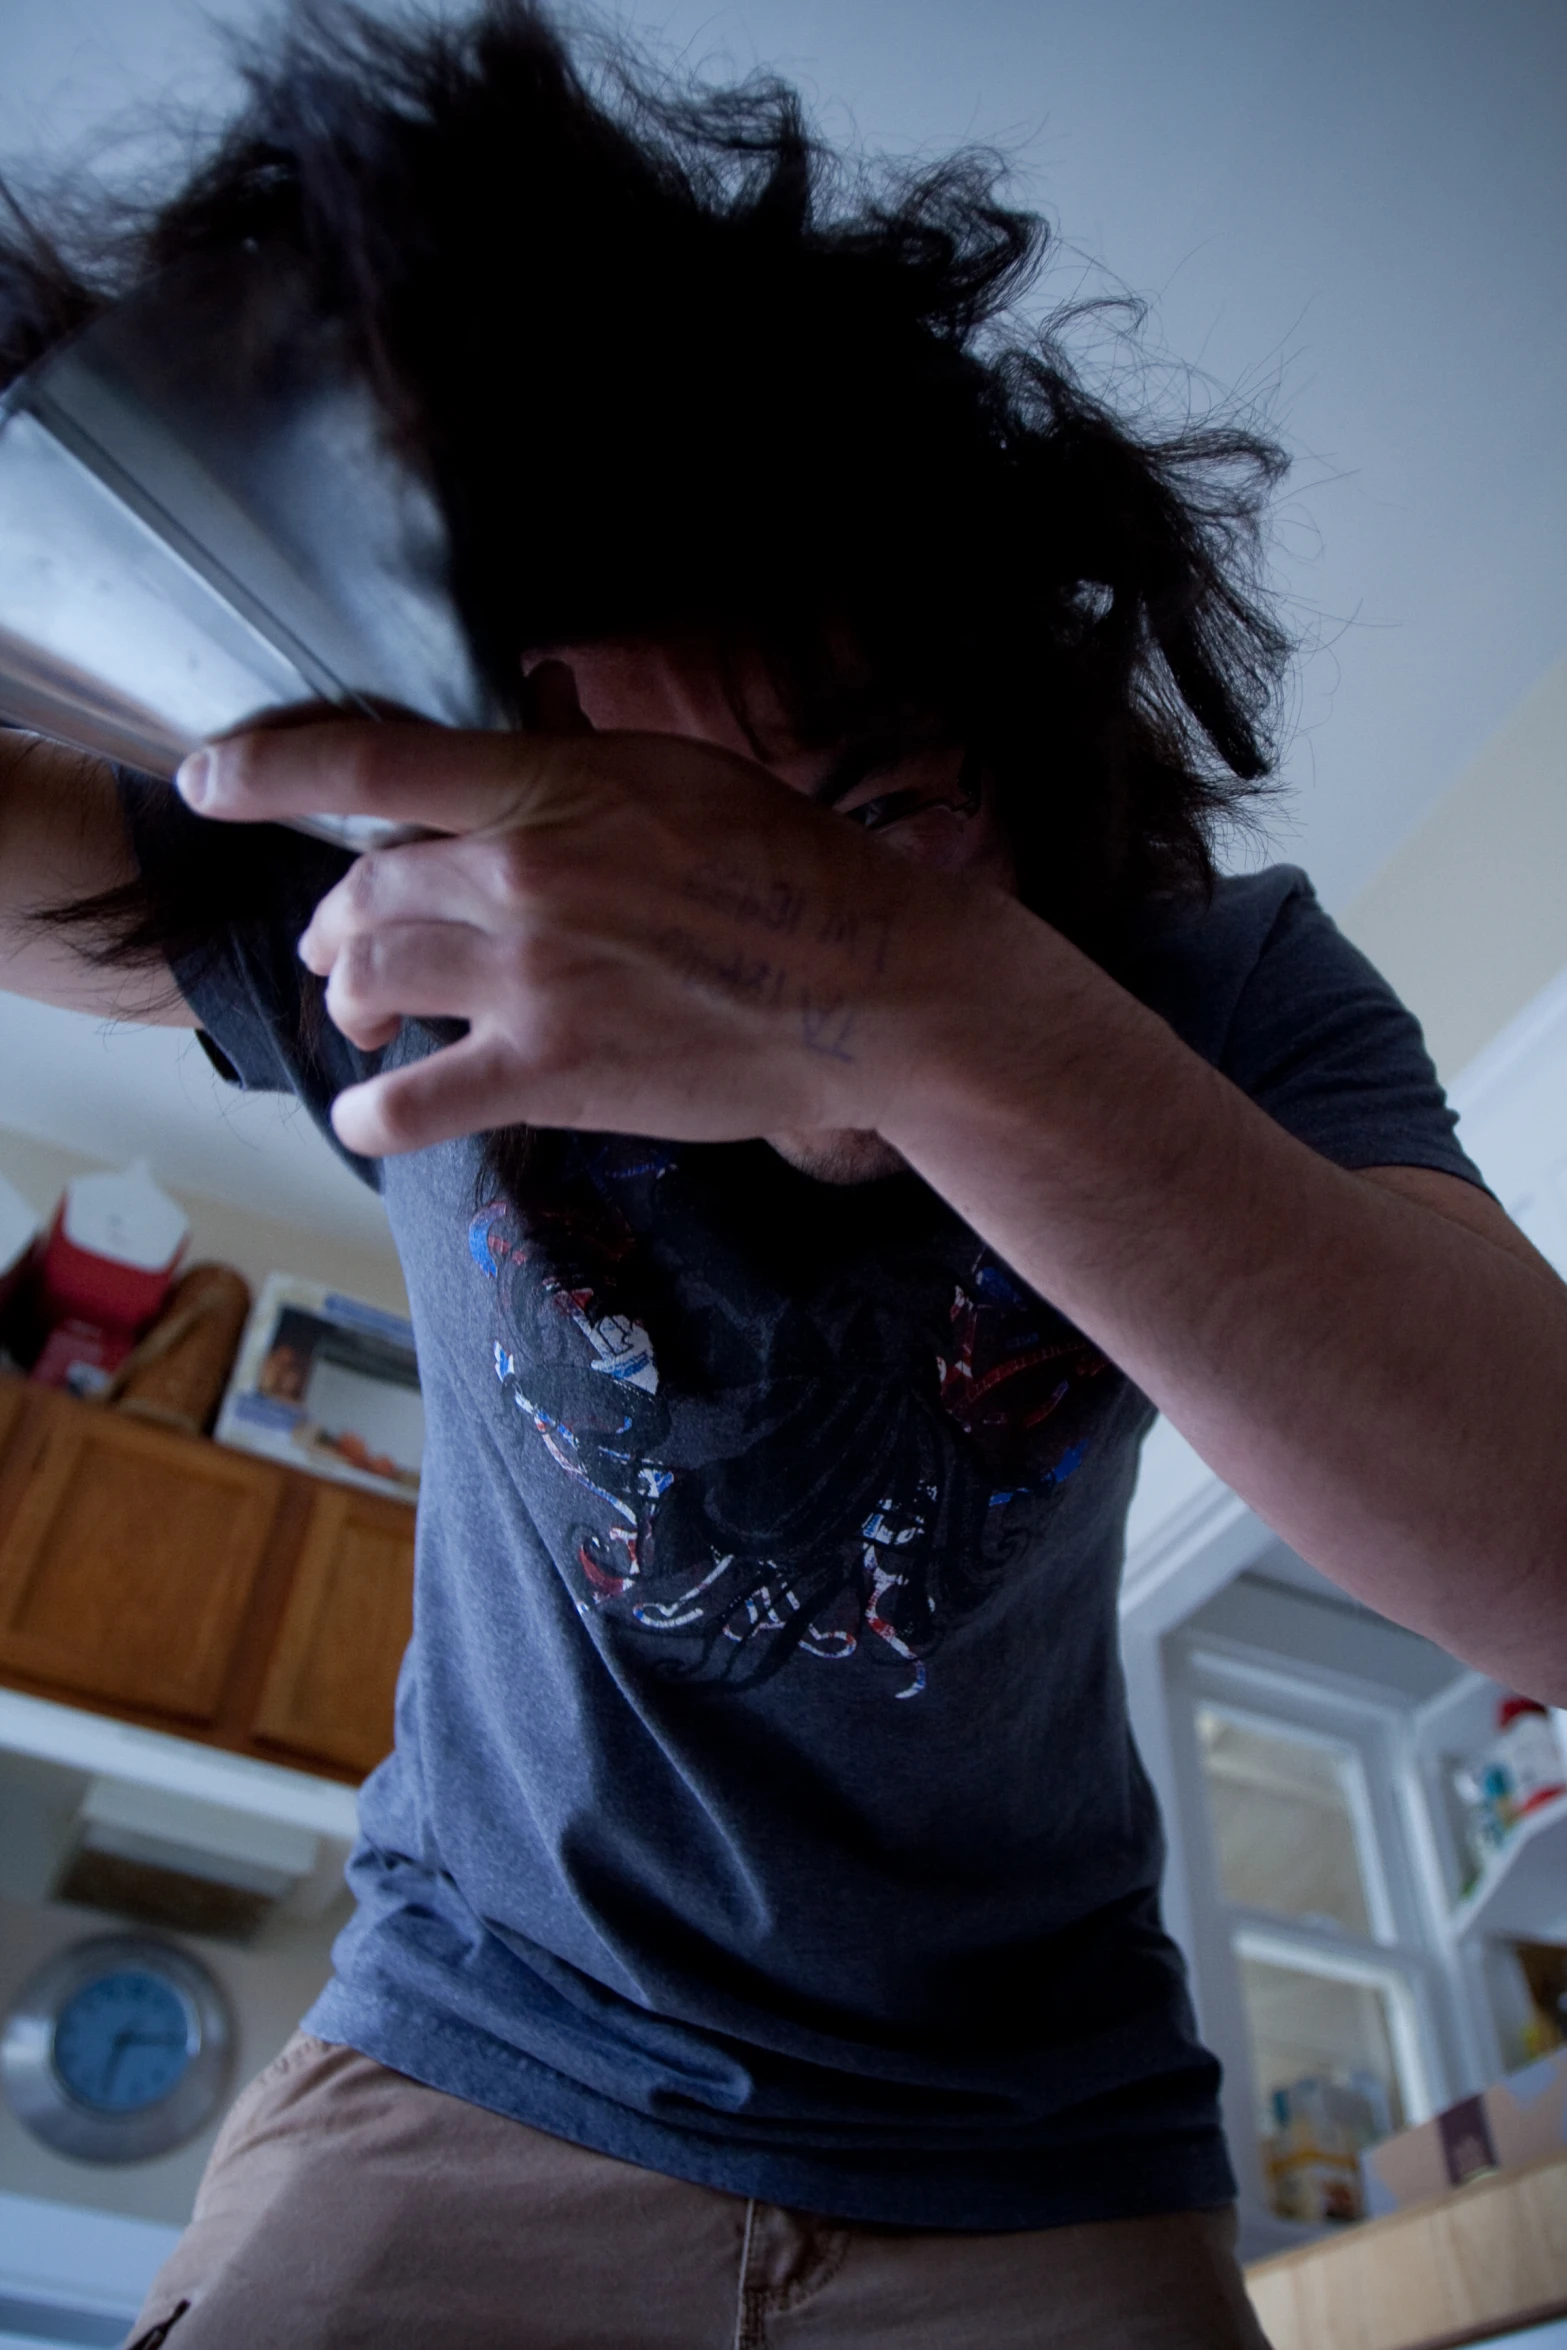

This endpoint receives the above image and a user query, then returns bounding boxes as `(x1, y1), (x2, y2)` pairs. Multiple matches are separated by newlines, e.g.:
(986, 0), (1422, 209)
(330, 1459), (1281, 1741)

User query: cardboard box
(1359, 2048), (1567, 2217)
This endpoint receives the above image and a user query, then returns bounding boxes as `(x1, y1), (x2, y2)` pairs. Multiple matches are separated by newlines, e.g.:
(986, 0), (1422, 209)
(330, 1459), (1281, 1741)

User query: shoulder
(1117, 864), (1482, 1186)
(1115, 863), (1324, 1068)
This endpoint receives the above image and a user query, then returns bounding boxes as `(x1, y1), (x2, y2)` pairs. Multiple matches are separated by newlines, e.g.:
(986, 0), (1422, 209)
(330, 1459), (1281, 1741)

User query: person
(2, 6), (1564, 2343)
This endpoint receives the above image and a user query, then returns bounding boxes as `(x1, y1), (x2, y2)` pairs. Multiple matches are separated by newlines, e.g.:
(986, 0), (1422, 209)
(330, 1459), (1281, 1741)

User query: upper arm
(0, 731), (197, 1025)
(1357, 1162), (1564, 1286)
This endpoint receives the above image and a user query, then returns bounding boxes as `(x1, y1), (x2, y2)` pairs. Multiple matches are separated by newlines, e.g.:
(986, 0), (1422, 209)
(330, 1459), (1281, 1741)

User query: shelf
(1245, 2152), (1567, 2350)
(1447, 1791), (1567, 1943)
(0, 1685), (359, 1840)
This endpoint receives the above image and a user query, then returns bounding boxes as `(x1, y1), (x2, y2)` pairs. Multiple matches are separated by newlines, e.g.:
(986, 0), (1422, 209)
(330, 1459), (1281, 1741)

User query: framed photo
(214, 1273), (422, 1502)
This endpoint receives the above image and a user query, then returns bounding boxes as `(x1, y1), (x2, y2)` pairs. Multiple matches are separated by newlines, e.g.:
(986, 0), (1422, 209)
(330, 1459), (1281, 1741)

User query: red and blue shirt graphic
(468, 1138), (1109, 1699)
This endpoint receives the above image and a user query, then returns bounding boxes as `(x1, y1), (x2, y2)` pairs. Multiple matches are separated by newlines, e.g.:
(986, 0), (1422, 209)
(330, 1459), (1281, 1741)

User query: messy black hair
(1, 0), (1290, 977)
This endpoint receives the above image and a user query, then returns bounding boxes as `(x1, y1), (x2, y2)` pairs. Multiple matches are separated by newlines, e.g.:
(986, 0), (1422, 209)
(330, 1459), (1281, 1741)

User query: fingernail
(176, 750), (212, 806)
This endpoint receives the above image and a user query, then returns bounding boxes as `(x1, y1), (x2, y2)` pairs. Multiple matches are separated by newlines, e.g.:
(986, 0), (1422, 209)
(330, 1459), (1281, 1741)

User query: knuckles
(321, 825), (581, 947)
(493, 925), (566, 999)
(339, 852), (391, 923)
(471, 829), (549, 916)
(330, 929), (385, 1002)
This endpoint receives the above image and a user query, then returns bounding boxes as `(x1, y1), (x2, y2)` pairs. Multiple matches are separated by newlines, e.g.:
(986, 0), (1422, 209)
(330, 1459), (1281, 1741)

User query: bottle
(1492, 1696), (1567, 1826)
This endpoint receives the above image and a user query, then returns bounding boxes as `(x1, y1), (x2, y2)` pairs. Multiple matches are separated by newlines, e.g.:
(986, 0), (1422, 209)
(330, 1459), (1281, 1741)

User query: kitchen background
(0, 0), (1564, 2342)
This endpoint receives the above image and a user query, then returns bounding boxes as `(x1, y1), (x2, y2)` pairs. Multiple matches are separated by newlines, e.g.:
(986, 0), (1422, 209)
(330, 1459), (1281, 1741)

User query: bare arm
(0, 730), (196, 1023)
(880, 906), (1567, 1698)
(172, 719), (1567, 1700)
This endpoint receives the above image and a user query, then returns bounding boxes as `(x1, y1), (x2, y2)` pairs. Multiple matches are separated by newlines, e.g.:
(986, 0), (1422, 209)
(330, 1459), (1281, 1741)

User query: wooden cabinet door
(0, 1403), (285, 1722)
(251, 1483), (415, 1777)
(0, 1377), (27, 1468)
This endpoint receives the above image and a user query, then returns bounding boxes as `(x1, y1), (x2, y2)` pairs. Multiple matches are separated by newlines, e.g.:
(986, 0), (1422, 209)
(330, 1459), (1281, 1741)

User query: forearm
(880, 894), (1567, 1696)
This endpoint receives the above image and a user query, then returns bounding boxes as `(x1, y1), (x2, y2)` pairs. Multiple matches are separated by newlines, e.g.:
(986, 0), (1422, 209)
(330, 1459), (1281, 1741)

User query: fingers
(330, 1032), (541, 1159)
(319, 918), (494, 1047)
(299, 834), (520, 970)
(176, 722), (554, 835)
(178, 658), (593, 831)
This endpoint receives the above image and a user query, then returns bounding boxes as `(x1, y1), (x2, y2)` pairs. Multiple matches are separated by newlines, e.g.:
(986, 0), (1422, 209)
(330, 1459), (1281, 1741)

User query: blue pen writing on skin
(654, 928), (858, 1061)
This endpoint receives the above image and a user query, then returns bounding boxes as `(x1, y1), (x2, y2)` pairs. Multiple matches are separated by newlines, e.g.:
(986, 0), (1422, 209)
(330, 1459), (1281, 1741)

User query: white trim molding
(0, 1687), (359, 1842)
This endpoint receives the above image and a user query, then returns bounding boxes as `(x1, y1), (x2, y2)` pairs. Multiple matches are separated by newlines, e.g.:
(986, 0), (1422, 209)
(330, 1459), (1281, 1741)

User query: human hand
(174, 710), (990, 1157)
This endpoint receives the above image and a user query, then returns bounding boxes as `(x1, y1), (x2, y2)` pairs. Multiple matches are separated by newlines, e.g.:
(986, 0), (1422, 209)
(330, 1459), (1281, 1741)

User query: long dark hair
(2, 0), (1290, 996)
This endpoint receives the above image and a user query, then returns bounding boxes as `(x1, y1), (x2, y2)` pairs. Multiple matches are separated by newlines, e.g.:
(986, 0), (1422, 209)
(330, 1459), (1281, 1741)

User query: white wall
(0, 992), (404, 1266)
(0, 1732), (352, 2229)
(1341, 651), (1567, 1085)
(0, 1124), (407, 1316)
(3, 0), (1566, 912)
(0, 1889), (342, 2228)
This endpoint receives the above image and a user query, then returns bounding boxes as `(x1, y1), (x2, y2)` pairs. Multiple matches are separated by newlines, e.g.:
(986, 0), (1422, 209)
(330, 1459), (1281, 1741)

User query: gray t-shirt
(139, 793), (1478, 2229)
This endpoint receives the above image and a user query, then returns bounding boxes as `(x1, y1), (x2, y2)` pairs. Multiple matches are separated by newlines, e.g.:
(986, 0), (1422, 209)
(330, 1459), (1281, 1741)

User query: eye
(843, 787), (927, 832)
(840, 753), (983, 833)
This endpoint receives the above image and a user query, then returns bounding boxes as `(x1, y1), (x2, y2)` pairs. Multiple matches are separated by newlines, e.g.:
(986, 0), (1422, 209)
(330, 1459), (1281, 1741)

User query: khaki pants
(126, 2033), (1274, 2349)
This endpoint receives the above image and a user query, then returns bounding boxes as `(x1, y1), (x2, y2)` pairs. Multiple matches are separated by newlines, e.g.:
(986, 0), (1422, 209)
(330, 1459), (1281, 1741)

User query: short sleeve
(117, 768), (385, 1189)
(1125, 865), (1486, 1190)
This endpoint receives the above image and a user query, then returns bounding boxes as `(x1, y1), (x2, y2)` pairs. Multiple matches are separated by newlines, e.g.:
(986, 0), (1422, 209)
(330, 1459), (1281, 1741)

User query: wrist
(871, 889), (1127, 1167)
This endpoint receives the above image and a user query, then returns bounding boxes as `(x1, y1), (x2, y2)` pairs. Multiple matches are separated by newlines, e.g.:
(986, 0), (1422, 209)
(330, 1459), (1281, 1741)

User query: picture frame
(213, 1272), (422, 1502)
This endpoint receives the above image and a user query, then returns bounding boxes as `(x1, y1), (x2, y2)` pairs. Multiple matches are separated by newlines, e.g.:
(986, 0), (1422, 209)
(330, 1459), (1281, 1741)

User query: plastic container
(1265, 2075), (1387, 2225)
(36, 1160), (188, 1335)
(31, 1162), (188, 1396)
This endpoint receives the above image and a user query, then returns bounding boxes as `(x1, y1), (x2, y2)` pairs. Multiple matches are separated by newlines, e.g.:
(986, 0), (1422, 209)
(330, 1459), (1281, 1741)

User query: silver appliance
(0, 242), (504, 850)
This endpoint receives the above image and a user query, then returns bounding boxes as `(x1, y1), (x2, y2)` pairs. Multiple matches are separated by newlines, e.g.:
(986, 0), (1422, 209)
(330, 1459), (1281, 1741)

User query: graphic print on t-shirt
(469, 1144), (1110, 1697)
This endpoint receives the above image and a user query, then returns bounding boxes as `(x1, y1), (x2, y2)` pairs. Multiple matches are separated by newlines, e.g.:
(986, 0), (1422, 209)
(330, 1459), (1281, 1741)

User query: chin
(766, 1130), (908, 1185)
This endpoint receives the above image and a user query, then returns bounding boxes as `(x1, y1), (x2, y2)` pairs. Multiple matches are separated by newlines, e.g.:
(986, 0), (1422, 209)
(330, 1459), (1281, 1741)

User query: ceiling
(2, 0), (1564, 1245)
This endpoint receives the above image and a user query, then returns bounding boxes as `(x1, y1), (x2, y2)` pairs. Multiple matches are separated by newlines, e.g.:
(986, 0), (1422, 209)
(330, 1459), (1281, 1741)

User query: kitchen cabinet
(0, 1375), (27, 1459)
(0, 1377), (412, 1782)
(0, 1397), (285, 1723)
(252, 1481), (416, 1776)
